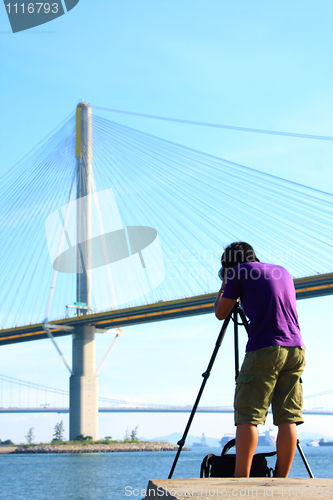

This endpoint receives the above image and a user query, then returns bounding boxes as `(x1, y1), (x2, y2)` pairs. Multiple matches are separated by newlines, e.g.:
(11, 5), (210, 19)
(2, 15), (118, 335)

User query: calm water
(0, 446), (332, 500)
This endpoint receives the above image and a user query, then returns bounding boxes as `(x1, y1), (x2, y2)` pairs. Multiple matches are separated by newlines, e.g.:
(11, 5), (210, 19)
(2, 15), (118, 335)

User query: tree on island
(74, 434), (92, 441)
(130, 426), (139, 442)
(52, 421), (65, 442)
(124, 426), (139, 442)
(25, 427), (35, 444)
(2, 439), (14, 446)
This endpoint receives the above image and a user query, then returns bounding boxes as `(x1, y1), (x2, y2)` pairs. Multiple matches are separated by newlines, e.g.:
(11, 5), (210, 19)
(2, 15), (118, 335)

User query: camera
(218, 266), (231, 281)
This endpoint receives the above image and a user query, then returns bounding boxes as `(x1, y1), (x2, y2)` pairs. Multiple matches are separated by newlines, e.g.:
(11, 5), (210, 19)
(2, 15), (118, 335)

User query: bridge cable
(91, 105), (333, 142)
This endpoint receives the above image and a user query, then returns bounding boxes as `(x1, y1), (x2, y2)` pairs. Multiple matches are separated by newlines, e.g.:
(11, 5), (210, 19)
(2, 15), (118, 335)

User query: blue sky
(0, 0), (333, 442)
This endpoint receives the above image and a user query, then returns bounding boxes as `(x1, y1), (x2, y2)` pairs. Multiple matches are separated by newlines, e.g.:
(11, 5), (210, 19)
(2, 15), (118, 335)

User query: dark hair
(221, 242), (259, 269)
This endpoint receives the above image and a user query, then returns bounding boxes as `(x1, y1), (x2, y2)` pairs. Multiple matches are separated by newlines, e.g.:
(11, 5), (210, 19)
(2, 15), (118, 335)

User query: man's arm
(214, 276), (236, 320)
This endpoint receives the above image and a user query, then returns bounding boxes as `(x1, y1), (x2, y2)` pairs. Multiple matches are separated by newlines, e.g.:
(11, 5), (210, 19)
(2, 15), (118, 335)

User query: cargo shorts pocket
(234, 373), (255, 410)
(295, 376), (303, 411)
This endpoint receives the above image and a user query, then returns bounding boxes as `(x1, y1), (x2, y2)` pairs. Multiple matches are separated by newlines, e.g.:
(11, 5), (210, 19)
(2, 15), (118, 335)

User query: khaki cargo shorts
(234, 345), (305, 426)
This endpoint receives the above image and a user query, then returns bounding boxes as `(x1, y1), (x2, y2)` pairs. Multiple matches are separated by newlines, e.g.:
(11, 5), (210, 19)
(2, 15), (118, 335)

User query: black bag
(200, 439), (276, 478)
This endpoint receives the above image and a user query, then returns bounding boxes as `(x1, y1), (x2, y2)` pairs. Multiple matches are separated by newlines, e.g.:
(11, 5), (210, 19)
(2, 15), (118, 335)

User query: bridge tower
(69, 103), (98, 440)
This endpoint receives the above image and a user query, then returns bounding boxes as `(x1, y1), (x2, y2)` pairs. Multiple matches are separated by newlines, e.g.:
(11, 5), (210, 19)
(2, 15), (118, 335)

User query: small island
(1, 423), (189, 454)
(6, 441), (182, 454)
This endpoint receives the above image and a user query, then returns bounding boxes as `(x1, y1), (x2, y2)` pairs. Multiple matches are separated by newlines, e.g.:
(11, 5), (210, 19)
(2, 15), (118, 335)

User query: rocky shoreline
(5, 442), (187, 454)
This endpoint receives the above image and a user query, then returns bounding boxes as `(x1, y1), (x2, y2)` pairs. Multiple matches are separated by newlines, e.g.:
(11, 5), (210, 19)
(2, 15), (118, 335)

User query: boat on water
(306, 440), (319, 446)
(219, 429), (276, 447)
(192, 433), (208, 447)
(319, 438), (333, 447)
(219, 435), (235, 447)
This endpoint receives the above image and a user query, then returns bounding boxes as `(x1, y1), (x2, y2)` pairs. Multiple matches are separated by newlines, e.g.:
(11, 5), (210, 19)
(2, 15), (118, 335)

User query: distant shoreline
(1, 442), (188, 454)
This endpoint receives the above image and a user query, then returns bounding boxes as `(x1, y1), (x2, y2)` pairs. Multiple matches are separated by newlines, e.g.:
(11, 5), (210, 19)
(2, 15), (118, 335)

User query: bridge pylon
(69, 102), (98, 440)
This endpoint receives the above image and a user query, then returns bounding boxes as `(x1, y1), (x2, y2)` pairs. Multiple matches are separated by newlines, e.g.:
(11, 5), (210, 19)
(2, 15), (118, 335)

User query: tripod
(168, 303), (313, 479)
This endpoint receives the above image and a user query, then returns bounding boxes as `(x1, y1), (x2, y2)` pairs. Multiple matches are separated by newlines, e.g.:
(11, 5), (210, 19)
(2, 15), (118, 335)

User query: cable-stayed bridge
(0, 103), (332, 439)
(1, 104), (333, 334)
(1, 374), (332, 416)
(2, 271), (333, 346)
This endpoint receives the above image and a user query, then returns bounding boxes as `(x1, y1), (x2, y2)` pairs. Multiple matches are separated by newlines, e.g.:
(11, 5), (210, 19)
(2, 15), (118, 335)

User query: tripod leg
(234, 307), (239, 380)
(237, 307), (250, 334)
(297, 440), (314, 478)
(168, 310), (234, 479)
(236, 307), (251, 380)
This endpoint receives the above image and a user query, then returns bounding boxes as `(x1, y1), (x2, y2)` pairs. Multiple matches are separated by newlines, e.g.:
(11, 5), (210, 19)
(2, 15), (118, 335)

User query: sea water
(0, 446), (332, 500)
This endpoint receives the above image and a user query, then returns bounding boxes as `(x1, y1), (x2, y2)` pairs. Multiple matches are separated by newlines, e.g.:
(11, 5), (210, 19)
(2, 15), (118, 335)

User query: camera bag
(200, 439), (276, 478)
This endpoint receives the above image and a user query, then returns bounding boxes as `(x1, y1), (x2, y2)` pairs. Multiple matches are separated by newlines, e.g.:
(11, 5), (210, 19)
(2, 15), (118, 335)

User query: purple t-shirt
(222, 262), (304, 352)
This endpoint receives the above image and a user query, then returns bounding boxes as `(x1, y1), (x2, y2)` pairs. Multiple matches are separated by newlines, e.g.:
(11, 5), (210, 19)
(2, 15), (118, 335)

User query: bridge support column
(70, 324), (98, 440)
(69, 102), (98, 440)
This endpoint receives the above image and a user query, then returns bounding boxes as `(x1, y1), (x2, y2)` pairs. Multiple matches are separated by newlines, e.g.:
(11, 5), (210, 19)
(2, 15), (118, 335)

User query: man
(214, 242), (305, 478)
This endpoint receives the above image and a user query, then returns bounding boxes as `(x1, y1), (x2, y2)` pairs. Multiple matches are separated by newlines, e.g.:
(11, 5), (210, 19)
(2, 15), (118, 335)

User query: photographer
(214, 242), (305, 478)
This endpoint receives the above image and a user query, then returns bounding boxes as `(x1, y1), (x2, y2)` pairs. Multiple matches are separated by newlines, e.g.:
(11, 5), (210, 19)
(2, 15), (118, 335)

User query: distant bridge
(1, 407), (332, 415)
(0, 374), (332, 415)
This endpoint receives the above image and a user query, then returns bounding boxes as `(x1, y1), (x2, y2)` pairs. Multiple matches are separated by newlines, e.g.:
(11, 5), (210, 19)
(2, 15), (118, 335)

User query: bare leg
(275, 423), (297, 477)
(234, 423), (258, 477)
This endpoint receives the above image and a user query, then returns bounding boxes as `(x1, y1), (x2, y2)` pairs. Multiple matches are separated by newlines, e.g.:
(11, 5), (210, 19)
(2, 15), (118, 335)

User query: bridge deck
(1, 273), (332, 346)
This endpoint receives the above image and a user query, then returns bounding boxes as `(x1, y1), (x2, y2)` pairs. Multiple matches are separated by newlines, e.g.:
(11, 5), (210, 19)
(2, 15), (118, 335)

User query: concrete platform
(144, 478), (333, 499)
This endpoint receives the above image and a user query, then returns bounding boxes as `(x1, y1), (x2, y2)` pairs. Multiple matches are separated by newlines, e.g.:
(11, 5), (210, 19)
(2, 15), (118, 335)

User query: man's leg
(234, 423), (258, 477)
(274, 423), (297, 477)
(272, 348), (305, 477)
